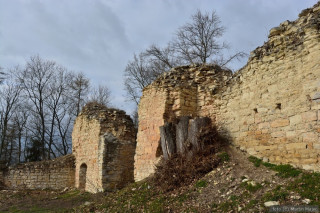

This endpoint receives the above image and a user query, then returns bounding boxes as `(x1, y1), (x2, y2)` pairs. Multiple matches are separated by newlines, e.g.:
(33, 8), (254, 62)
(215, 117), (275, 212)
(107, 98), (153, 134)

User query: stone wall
(135, 65), (231, 181)
(135, 2), (320, 181)
(72, 103), (136, 193)
(2, 154), (75, 190)
(214, 4), (320, 171)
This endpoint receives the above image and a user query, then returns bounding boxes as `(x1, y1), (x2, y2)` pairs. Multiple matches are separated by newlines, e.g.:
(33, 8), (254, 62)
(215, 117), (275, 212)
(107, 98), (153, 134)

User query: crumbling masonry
(72, 103), (136, 193)
(134, 3), (320, 181)
(0, 103), (136, 193)
(0, 3), (320, 192)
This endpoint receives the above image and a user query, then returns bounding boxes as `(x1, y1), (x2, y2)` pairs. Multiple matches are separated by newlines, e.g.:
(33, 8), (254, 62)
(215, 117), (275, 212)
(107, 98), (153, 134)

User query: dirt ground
(0, 188), (104, 212)
(0, 146), (318, 212)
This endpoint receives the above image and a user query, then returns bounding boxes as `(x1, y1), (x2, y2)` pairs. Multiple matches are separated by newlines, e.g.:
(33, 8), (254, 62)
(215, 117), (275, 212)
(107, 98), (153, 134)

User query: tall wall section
(135, 2), (320, 181)
(2, 154), (75, 190)
(72, 106), (102, 192)
(72, 103), (136, 193)
(135, 66), (232, 181)
(214, 4), (320, 171)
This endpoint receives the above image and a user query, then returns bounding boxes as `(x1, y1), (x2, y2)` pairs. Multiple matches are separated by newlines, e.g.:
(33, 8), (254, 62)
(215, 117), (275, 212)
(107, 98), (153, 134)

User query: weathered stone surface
(135, 1), (320, 180)
(72, 103), (136, 193)
(270, 119), (290, 128)
(2, 154), (75, 190)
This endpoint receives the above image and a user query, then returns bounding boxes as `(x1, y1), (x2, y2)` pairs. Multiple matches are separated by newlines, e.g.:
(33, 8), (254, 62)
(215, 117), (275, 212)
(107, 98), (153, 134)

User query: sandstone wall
(72, 103), (136, 192)
(2, 154), (75, 190)
(214, 5), (320, 171)
(135, 66), (231, 181)
(103, 133), (136, 190)
(72, 113), (102, 192)
(135, 2), (320, 180)
(135, 88), (167, 181)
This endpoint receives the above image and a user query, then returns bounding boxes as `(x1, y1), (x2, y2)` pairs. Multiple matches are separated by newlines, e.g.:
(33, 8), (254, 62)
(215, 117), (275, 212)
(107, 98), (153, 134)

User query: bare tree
(90, 85), (111, 107)
(69, 72), (90, 116)
(143, 44), (179, 72)
(0, 55), (115, 164)
(0, 73), (22, 163)
(0, 67), (5, 84)
(45, 67), (72, 158)
(12, 106), (28, 163)
(124, 9), (247, 108)
(124, 53), (153, 104)
(173, 10), (227, 64)
(16, 55), (56, 160)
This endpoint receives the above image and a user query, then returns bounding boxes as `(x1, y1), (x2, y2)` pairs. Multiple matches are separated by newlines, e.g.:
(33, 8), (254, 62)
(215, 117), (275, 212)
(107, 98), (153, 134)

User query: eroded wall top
(135, 1), (320, 180)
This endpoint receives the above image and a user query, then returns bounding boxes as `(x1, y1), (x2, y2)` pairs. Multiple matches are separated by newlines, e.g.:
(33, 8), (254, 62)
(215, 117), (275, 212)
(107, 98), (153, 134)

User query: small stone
(248, 181), (256, 186)
(290, 195), (301, 200)
(84, 201), (93, 206)
(242, 179), (249, 183)
(264, 201), (280, 207)
(302, 198), (311, 204)
(238, 206), (242, 211)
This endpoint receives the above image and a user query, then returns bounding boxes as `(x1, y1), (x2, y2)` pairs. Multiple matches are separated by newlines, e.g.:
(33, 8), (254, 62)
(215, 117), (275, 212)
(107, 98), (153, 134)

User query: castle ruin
(0, 3), (319, 193)
(0, 103), (136, 193)
(134, 3), (320, 181)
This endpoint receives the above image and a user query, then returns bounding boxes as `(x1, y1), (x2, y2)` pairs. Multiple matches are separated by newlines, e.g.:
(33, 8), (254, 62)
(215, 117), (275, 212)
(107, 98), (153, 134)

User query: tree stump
(176, 116), (190, 155)
(159, 123), (176, 160)
(159, 116), (212, 160)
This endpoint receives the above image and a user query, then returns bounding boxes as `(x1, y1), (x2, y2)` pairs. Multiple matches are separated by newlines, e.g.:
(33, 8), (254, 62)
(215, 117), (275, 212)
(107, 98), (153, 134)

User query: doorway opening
(79, 163), (87, 190)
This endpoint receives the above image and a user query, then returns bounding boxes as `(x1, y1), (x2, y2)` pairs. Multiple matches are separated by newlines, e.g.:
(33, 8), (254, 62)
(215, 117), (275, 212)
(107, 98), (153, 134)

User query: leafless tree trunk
(13, 107), (28, 163)
(89, 85), (111, 107)
(16, 55), (55, 160)
(173, 10), (226, 64)
(0, 73), (21, 163)
(69, 72), (90, 116)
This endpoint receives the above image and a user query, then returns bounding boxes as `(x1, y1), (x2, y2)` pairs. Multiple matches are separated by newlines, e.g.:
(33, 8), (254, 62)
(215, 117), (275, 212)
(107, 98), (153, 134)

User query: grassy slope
(0, 147), (319, 212)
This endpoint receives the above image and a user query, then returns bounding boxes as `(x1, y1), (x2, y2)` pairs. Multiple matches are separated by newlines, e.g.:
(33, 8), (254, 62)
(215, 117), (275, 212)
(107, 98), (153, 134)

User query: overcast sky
(0, 0), (318, 114)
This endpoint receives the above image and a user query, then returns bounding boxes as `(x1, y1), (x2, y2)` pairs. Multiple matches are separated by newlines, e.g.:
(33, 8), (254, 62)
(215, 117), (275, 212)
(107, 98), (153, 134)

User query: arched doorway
(79, 163), (87, 190)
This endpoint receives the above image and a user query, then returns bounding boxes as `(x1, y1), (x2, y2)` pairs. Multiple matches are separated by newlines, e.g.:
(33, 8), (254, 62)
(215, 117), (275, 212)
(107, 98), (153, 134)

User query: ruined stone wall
(135, 66), (232, 181)
(135, 2), (320, 180)
(135, 88), (167, 181)
(72, 103), (136, 192)
(2, 154), (75, 190)
(214, 4), (320, 171)
(103, 133), (136, 190)
(72, 110), (102, 193)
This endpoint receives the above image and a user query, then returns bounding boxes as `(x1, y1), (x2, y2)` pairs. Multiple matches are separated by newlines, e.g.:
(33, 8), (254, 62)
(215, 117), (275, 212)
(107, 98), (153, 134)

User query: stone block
(271, 119), (290, 128)
(302, 132), (318, 142)
(289, 115), (302, 126)
(301, 111), (317, 122)
(258, 122), (270, 129)
(286, 143), (307, 150)
(271, 131), (285, 138)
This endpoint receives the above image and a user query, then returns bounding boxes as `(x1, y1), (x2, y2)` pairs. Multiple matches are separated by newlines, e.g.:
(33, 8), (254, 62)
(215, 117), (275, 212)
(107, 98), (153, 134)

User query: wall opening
(79, 163), (87, 190)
